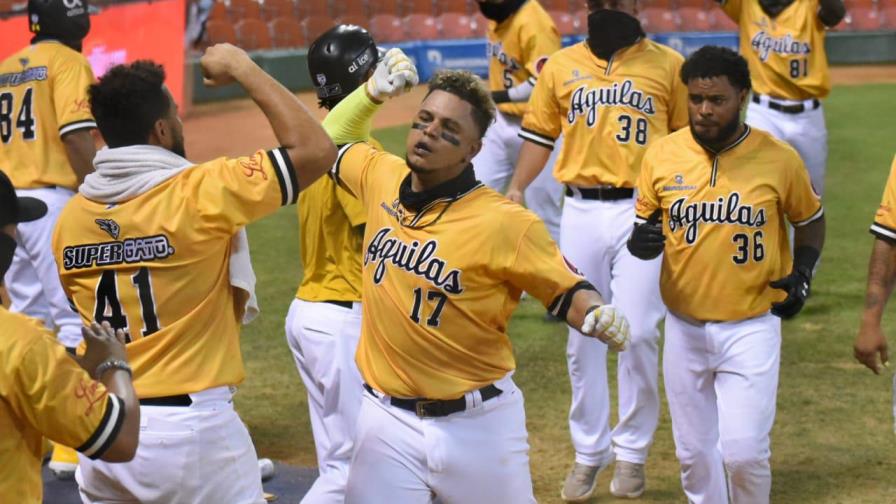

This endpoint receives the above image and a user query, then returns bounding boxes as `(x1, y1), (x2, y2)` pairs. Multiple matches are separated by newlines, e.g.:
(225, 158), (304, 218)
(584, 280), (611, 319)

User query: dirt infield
(183, 65), (896, 163)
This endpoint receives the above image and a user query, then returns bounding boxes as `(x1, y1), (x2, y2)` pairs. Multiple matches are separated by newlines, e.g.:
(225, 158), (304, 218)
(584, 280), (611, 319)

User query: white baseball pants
(561, 195), (665, 466)
(4, 186), (82, 347)
(285, 298), (363, 504)
(472, 110), (563, 242)
(346, 373), (535, 504)
(664, 311), (781, 504)
(746, 97), (827, 196)
(76, 386), (265, 504)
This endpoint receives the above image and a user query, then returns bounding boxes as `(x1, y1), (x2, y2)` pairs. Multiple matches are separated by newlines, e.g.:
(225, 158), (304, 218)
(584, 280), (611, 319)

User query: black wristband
(793, 246), (820, 275)
(491, 90), (511, 104)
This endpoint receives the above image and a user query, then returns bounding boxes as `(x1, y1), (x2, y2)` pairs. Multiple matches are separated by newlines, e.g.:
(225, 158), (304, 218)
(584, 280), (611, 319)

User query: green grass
(235, 84), (896, 503)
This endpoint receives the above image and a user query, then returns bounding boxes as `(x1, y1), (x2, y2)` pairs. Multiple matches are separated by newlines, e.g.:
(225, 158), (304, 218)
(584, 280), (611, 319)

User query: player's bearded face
(686, 76), (746, 148)
(160, 92), (187, 158)
(406, 91), (481, 178)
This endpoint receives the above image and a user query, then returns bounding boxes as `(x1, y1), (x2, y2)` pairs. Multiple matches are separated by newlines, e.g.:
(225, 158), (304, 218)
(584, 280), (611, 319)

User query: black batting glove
(769, 265), (812, 319)
(627, 209), (665, 260)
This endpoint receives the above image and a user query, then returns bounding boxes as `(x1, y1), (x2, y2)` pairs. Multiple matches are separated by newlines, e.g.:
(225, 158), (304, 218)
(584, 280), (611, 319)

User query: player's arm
(17, 322), (139, 462)
(507, 61), (562, 203)
(201, 43), (336, 190)
(770, 156), (826, 318)
(818, 0), (846, 27)
(62, 129), (96, 185)
(507, 219), (629, 350)
(855, 238), (896, 374)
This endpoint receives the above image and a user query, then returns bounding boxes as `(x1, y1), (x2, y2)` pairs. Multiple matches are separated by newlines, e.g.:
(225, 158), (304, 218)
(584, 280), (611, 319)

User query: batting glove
(582, 305), (630, 352)
(769, 265), (812, 319)
(627, 209), (665, 260)
(366, 48), (419, 101)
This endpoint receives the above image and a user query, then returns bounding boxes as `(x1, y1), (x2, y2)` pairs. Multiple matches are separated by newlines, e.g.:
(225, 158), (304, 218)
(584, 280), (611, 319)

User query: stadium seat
(229, 0), (262, 20)
(549, 9), (580, 35)
(675, 0), (708, 8)
(369, 0), (401, 16)
(470, 12), (489, 36)
(639, 7), (679, 32)
(203, 19), (238, 46)
(405, 13), (440, 39)
(678, 6), (713, 31)
(261, 0), (296, 21)
(269, 17), (307, 48)
(236, 18), (272, 50)
(709, 6), (737, 31)
(337, 0), (368, 18)
(845, 6), (882, 30)
(572, 7), (588, 26)
(882, 7), (896, 29)
(405, 0), (437, 15)
(440, 0), (473, 14)
(302, 15), (336, 40)
(844, 0), (875, 8)
(370, 14), (405, 42)
(297, 0), (329, 17)
(880, 0), (896, 8)
(641, 0), (673, 8)
(338, 13), (369, 26)
(541, 0), (572, 12)
(208, 1), (228, 21)
(439, 12), (475, 39)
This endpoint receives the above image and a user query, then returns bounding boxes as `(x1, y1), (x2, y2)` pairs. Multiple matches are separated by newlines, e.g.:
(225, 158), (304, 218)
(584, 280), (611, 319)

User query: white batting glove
(581, 305), (630, 352)
(366, 48), (419, 101)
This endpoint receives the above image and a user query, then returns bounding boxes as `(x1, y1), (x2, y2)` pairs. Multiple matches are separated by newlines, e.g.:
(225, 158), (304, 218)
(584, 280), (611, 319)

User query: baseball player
(321, 67), (631, 502)
(473, 0), (563, 241)
(718, 0), (845, 197)
(0, 0), (98, 477)
(51, 47), (336, 503)
(629, 45), (825, 503)
(0, 170), (140, 503)
(505, 1), (688, 499)
(854, 155), (896, 388)
(285, 24), (382, 503)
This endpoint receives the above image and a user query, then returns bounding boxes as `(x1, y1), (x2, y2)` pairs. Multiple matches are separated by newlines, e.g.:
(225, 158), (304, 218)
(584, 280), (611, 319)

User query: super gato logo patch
(364, 227), (463, 294)
(669, 192), (767, 244)
(62, 235), (175, 270)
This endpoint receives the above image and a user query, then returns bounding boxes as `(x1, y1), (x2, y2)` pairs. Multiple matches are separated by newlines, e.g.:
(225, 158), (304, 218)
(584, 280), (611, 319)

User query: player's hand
(505, 187), (524, 205)
(769, 266), (811, 319)
(366, 48), (419, 101)
(78, 322), (129, 379)
(854, 319), (890, 374)
(582, 304), (630, 352)
(627, 209), (665, 260)
(200, 43), (252, 87)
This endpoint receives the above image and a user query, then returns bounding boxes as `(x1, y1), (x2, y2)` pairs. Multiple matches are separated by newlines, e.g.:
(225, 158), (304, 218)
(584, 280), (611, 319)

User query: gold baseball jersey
(486, 0), (560, 117)
(521, 40), (689, 188)
(0, 308), (124, 503)
(635, 126), (823, 321)
(869, 155), (896, 242)
(332, 142), (587, 399)
(722, 0), (830, 99)
(0, 41), (96, 190)
(296, 138), (382, 302)
(53, 149), (299, 398)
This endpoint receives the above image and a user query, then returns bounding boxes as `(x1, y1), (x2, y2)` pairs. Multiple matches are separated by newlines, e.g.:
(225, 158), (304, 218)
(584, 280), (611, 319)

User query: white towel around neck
(81, 145), (259, 324)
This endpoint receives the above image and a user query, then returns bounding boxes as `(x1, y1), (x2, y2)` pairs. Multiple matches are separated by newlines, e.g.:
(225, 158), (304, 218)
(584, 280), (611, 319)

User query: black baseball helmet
(307, 24), (379, 110)
(28, 0), (91, 41)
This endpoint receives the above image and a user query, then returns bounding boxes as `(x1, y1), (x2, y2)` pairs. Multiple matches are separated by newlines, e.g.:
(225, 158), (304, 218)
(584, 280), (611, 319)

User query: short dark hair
(426, 70), (495, 138)
(89, 60), (171, 147)
(680, 45), (752, 92)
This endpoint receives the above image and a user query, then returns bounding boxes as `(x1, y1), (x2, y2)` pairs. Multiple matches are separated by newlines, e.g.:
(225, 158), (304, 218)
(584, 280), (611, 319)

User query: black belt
(323, 300), (354, 309)
(752, 94), (819, 114)
(140, 394), (192, 407)
(565, 186), (634, 200)
(363, 383), (502, 418)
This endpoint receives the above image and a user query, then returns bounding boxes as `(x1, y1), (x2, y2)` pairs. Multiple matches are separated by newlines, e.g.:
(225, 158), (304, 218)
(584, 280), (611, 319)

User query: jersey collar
(399, 164), (480, 212)
(692, 124), (753, 157)
(583, 38), (647, 76)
